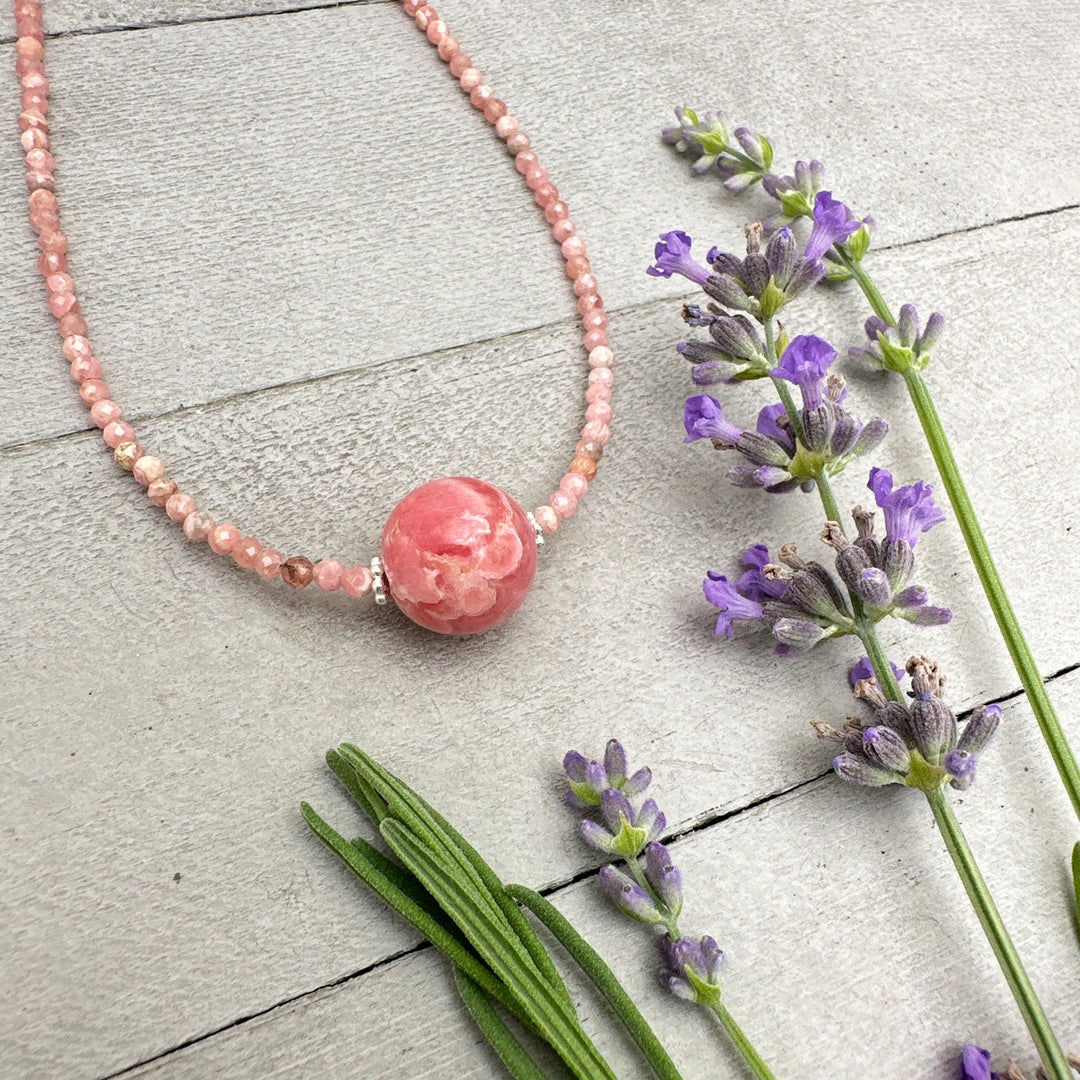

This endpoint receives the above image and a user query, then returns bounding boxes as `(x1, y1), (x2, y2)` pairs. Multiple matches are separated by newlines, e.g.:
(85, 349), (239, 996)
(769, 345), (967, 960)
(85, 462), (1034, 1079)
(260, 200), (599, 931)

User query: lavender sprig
(563, 740), (778, 1080)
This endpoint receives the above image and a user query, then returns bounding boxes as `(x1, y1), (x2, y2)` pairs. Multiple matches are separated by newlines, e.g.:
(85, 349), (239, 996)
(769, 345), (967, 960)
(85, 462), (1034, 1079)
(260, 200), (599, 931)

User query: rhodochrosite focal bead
(381, 477), (537, 635)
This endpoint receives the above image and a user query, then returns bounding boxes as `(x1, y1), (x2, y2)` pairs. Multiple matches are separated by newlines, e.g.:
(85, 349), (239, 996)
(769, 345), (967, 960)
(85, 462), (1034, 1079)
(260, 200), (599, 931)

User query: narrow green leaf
(508, 885), (683, 1080)
(1072, 843), (1080, 932)
(326, 748), (387, 825)
(301, 802), (518, 1017)
(453, 966), (555, 1080)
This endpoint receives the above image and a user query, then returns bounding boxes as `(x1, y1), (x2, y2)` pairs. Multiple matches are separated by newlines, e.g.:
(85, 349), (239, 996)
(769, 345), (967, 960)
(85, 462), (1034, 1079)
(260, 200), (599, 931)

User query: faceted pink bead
(514, 150), (538, 175)
(78, 378), (110, 405)
(581, 420), (611, 445)
(561, 236), (586, 259)
(459, 68), (482, 92)
(533, 505), (559, 534)
(46, 272), (74, 294)
(28, 187), (56, 212)
(256, 549), (284, 579)
(21, 73), (47, 96)
(550, 491), (577, 519)
(63, 335), (92, 362)
(382, 476), (537, 635)
(70, 355), (101, 382)
(16, 36), (43, 61)
(586, 400), (613, 424)
(132, 455), (165, 486)
(483, 98), (507, 124)
(402, 0), (421, 14)
(544, 200), (569, 225)
(506, 132), (530, 154)
(586, 383), (612, 404)
(469, 84), (494, 110)
(565, 255), (590, 279)
(38, 230), (66, 253)
(147, 478), (177, 507)
(525, 166), (549, 190)
(208, 523), (241, 555)
(552, 218), (575, 243)
(314, 559), (345, 591)
(165, 491), (197, 522)
(26, 170), (54, 192)
(21, 127), (48, 151)
(19, 110), (47, 133)
(25, 147), (53, 172)
(573, 273), (598, 297)
(589, 366), (614, 388)
(588, 345), (614, 368)
(48, 291), (78, 318)
(583, 309), (609, 332)
(583, 329), (609, 350)
(494, 115), (518, 139)
(437, 35), (459, 61)
(58, 313), (87, 337)
(39, 251), (67, 277)
(533, 181), (558, 207)
(183, 511), (214, 542)
(90, 399), (121, 428)
(560, 473), (588, 500)
(449, 51), (472, 76)
(341, 564), (374, 597)
(232, 537), (262, 568)
(425, 18), (447, 43)
(413, 5), (436, 30)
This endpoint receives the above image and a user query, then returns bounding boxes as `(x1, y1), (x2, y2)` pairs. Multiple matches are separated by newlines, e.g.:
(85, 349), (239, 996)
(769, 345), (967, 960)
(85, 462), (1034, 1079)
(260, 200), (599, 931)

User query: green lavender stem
(705, 1000), (778, 1080)
(925, 788), (1074, 1080)
(839, 250), (1080, 823)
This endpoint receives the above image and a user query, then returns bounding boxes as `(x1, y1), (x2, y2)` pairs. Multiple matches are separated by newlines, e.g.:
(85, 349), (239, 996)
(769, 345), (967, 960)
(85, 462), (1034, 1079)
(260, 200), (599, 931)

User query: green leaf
(1072, 843), (1080, 932)
(844, 224), (871, 262)
(507, 886), (683, 1080)
(326, 748), (388, 825)
(453, 966), (555, 1080)
(822, 262), (854, 283)
(760, 135), (774, 171)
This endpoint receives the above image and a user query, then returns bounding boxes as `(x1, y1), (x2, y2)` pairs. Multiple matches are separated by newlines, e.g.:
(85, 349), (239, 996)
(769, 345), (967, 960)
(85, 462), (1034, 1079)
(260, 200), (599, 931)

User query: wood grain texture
(116, 674), (1080, 1080)
(4, 0), (1080, 444)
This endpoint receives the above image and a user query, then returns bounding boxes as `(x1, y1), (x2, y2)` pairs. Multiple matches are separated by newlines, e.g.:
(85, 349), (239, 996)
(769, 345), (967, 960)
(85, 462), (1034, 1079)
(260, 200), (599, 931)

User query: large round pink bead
(381, 476), (537, 635)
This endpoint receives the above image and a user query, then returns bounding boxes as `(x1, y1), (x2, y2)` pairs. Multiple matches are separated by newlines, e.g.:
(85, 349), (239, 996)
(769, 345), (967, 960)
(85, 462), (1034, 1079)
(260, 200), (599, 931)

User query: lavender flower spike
(658, 934), (725, 1005)
(703, 571), (764, 637)
(868, 467), (946, 547)
(803, 191), (862, 261)
(647, 230), (712, 286)
(581, 788), (666, 858)
(771, 334), (838, 410)
(563, 739), (652, 809)
(683, 395), (743, 444)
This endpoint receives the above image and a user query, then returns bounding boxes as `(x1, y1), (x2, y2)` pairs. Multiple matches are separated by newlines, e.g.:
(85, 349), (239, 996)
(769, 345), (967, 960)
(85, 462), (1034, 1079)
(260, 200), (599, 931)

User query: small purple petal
(647, 230), (712, 286)
(803, 191), (862, 261)
(849, 655), (904, 687)
(684, 395), (743, 444)
(703, 571), (764, 637)
(868, 467), (946, 548)
(771, 334), (837, 410)
(622, 766), (653, 800)
(756, 402), (795, 454)
(960, 1044), (992, 1080)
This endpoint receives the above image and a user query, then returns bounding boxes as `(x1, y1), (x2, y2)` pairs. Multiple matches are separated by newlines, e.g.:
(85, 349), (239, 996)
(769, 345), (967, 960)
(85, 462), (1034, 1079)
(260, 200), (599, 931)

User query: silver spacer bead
(370, 556), (388, 606)
(525, 511), (545, 546)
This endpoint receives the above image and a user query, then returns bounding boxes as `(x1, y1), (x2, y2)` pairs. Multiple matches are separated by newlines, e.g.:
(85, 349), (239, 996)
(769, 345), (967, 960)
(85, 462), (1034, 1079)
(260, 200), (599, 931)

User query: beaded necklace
(11, 0), (614, 635)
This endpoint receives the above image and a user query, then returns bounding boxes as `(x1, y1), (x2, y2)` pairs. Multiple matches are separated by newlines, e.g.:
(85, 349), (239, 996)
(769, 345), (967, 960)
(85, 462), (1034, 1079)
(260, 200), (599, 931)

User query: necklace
(12, 0), (614, 635)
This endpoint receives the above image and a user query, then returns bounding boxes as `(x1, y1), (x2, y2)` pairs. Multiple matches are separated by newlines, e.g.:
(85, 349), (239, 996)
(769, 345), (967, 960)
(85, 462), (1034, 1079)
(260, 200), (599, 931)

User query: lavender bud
(958, 704), (1002, 756)
(734, 126), (768, 165)
(703, 274), (756, 312)
(918, 311), (946, 353)
(864, 315), (889, 342)
(855, 567), (892, 608)
(945, 748), (977, 790)
(598, 865), (661, 923)
(829, 412), (860, 458)
(581, 819), (617, 854)
(601, 788), (636, 834)
(849, 416), (889, 458)
(861, 726), (912, 773)
(909, 695), (958, 763)
(897, 304), (919, 349)
(875, 702), (917, 746)
(772, 617), (827, 650)
(643, 841), (683, 916)
(835, 543), (872, 593)
(691, 361), (732, 386)
(658, 970), (697, 1002)
(882, 538), (914, 592)
(709, 314), (765, 362)
(727, 463), (764, 488)
(622, 766), (653, 800)
(787, 569), (847, 623)
(897, 603), (953, 626)
(801, 405), (833, 454)
(709, 250), (744, 277)
(833, 752), (897, 787)
(765, 226), (797, 288)
(741, 253), (770, 297)
(736, 431), (791, 468)
(604, 740), (628, 786)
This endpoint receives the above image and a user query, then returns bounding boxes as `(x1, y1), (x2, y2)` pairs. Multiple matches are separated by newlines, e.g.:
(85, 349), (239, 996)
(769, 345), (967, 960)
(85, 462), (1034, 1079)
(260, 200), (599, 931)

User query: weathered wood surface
(3, 3), (1080, 1080)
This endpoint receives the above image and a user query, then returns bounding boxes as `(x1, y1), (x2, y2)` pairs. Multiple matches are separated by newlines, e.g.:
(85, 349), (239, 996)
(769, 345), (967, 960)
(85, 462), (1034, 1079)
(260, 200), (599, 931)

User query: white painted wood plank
(5, 0), (1080, 444)
(117, 673), (1080, 1080)
(4, 205), (1080, 1079)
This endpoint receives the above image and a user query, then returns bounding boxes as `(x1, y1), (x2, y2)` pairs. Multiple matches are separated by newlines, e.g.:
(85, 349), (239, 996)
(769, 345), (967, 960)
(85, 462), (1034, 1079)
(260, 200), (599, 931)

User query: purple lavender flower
(658, 934), (725, 1004)
(647, 230), (712, 286)
(735, 544), (789, 603)
(850, 305), (946, 373)
(755, 402), (795, 455)
(959, 1044), (992, 1080)
(771, 334), (838, 410)
(643, 842), (683, 916)
(581, 788), (665, 858)
(563, 739), (652, 809)
(803, 191), (862, 261)
(848, 655), (905, 687)
(683, 395), (743, 444)
(703, 571), (764, 637)
(598, 865), (662, 923)
(868, 468), (946, 547)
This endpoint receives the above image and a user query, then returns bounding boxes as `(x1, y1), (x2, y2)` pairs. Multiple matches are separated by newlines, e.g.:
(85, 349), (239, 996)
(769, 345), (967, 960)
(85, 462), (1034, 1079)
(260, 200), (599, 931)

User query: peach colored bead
(533, 505), (559, 534)
(575, 438), (604, 460)
(16, 36), (43, 61)
(21, 127), (48, 151)
(589, 366), (614, 388)
(525, 165), (549, 190)
(578, 293), (603, 315)
(564, 255), (590, 279)
(114, 441), (143, 471)
(449, 51), (472, 76)
(506, 132), (530, 155)
(560, 473), (588, 500)
(583, 329), (609, 350)
(17, 22), (43, 43)
(38, 230), (66, 253)
(90, 399), (121, 428)
(514, 150), (538, 175)
(469, 84), (494, 109)
(573, 273), (598, 297)
(147, 478), (177, 507)
(425, 17), (447, 43)
(58, 312), (87, 337)
(561, 236), (586, 259)
(544, 200), (569, 225)
(30, 209), (59, 234)
(550, 490), (577, 519)
(70, 355), (101, 382)
(533, 181), (558, 206)
(165, 491), (197, 522)
(459, 68), (482, 92)
(15, 56), (43, 78)
(79, 379), (110, 406)
(208, 523), (241, 555)
(133, 456), (165, 486)
(437, 35), (458, 60)
(22, 91), (48, 114)
(281, 556), (315, 589)
(46, 272), (73, 294)
(483, 98), (507, 124)
(314, 559), (344, 591)
(21, 72), (48, 94)
(402, 0), (421, 14)
(586, 383), (612, 404)
(568, 455), (598, 481)
(26, 170), (54, 192)
(553, 219), (575, 243)
(494, 114), (518, 139)
(586, 400), (612, 424)
(581, 420), (610, 445)
(413, 5), (436, 30)
(39, 251), (67, 276)
(341, 565), (374, 597)
(48, 291), (78, 318)
(232, 537), (261, 568)
(28, 187), (55, 212)
(256, 549), (284, 579)
(25, 147), (53, 172)
(63, 335), (92, 362)
(19, 110), (47, 132)
(103, 421), (134, 448)
(588, 345), (614, 368)
(583, 309), (609, 332)
(184, 511), (215, 542)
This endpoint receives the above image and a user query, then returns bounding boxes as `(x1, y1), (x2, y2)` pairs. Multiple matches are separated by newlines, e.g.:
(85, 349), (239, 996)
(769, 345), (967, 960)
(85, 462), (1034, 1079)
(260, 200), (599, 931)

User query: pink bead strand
(14, 0), (614, 589)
